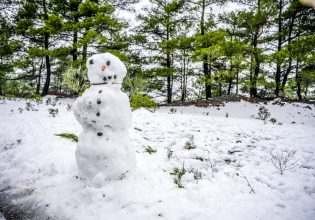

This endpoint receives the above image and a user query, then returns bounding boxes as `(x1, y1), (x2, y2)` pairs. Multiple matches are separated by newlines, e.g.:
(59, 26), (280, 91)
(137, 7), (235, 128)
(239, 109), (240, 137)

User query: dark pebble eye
(97, 99), (101, 104)
(108, 76), (112, 80)
(89, 59), (93, 64)
(96, 112), (100, 116)
(97, 132), (103, 136)
(106, 60), (110, 66)
(103, 76), (107, 81)
(114, 75), (117, 79)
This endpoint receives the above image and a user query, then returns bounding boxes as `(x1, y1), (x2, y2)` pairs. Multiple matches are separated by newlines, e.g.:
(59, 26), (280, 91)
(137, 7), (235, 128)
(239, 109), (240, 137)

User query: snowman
(73, 53), (135, 186)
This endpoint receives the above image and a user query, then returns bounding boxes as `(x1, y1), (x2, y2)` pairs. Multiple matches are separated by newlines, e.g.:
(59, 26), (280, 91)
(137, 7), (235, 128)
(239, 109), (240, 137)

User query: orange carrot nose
(101, 66), (106, 71)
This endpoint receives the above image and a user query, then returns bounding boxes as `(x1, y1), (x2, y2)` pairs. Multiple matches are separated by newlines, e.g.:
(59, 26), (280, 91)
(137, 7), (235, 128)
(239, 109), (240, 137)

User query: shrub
(144, 146), (157, 154)
(48, 108), (59, 117)
(66, 104), (72, 111)
(25, 102), (32, 111)
(184, 136), (196, 150)
(167, 148), (173, 159)
(270, 118), (277, 124)
(46, 98), (52, 105)
(130, 93), (157, 110)
(169, 108), (177, 114)
(62, 67), (88, 93)
(258, 106), (271, 122)
(170, 163), (186, 188)
(123, 74), (148, 98)
(192, 169), (202, 182)
(61, 67), (89, 94)
(270, 149), (298, 175)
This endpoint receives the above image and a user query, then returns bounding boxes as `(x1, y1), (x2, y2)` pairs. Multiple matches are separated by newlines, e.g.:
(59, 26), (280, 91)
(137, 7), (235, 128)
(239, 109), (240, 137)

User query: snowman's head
(86, 53), (127, 85)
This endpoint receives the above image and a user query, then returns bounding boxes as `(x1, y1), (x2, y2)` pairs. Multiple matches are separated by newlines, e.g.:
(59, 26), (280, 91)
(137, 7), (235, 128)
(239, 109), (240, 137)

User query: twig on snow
(236, 173), (256, 194)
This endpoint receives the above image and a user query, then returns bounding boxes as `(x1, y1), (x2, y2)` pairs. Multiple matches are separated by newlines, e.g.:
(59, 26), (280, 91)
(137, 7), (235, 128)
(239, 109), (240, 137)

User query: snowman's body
(73, 53), (135, 186)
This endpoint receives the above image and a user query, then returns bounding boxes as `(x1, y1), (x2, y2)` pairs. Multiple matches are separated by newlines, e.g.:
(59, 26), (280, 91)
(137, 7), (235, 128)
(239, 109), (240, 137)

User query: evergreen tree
(59, 0), (129, 93)
(279, 0), (315, 99)
(137, 0), (189, 103)
(192, 0), (226, 99)
(193, 30), (226, 97)
(15, 0), (64, 95)
(0, 15), (21, 96)
(229, 0), (276, 97)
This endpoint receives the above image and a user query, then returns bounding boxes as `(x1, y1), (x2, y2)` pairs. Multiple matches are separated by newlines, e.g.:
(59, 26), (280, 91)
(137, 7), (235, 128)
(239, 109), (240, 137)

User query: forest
(1, 1), (315, 219)
(0, 0), (314, 104)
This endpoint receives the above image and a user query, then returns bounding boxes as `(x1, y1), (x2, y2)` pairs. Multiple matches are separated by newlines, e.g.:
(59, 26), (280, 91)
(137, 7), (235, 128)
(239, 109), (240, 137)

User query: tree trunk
(82, 41), (87, 67)
(251, 34), (259, 97)
(236, 71), (239, 95)
(281, 58), (292, 94)
(72, 2), (79, 64)
(166, 22), (172, 104)
(41, 0), (51, 96)
(181, 50), (186, 103)
(275, 0), (283, 97)
(251, 61), (259, 97)
(204, 60), (212, 99)
(227, 61), (233, 95)
(281, 15), (295, 94)
(72, 31), (78, 63)
(249, 54), (254, 97)
(250, 0), (261, 98)
(36, 58), (43, 95)
(201, 0), (211, 99)
(167, 53), (172, 103)
(227, 78), (232, 95)
(296, 60), (302, 100)
(304, 85), (308, 97)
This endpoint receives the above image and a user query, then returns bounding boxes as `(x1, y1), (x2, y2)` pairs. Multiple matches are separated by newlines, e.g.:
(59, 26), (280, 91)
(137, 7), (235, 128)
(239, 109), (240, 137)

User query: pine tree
(15, 0), (64, 96)
(226, 0), (276, 97)
(0, 15), (21, 96)
(279, 0), (315, 99)
(137, 0), (189, 103)
(194, 30), (226, 97)
(219, 11), (250, 95)
(56, 0), (129, 93)
(192, 0), (226, 99)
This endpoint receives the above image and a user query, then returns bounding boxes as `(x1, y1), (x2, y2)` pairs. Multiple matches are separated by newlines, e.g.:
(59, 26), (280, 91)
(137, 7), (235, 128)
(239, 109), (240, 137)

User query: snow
(0, 97), (315, 220)
(73, 53), (135, 186)
(86, 53), (127, 85)
(73, 85), (131, 131)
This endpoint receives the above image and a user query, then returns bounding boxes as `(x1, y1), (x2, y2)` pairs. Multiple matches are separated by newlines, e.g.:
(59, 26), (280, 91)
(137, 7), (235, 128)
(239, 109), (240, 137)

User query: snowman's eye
(89, 59), (94, 65)
(106, 60), (110, 66)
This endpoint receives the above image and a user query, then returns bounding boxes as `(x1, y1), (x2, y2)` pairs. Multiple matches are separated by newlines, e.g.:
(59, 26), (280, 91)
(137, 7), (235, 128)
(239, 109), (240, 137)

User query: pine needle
(55, 133), (78, 142)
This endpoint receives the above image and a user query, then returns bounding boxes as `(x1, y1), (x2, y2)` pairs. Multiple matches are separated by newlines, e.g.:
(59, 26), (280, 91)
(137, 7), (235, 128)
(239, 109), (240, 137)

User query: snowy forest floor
(0, 97), (315, 220)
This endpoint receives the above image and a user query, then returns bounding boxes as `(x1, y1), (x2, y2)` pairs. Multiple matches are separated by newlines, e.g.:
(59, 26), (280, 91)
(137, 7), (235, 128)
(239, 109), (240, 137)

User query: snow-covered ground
(0, 97), (315, 220)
